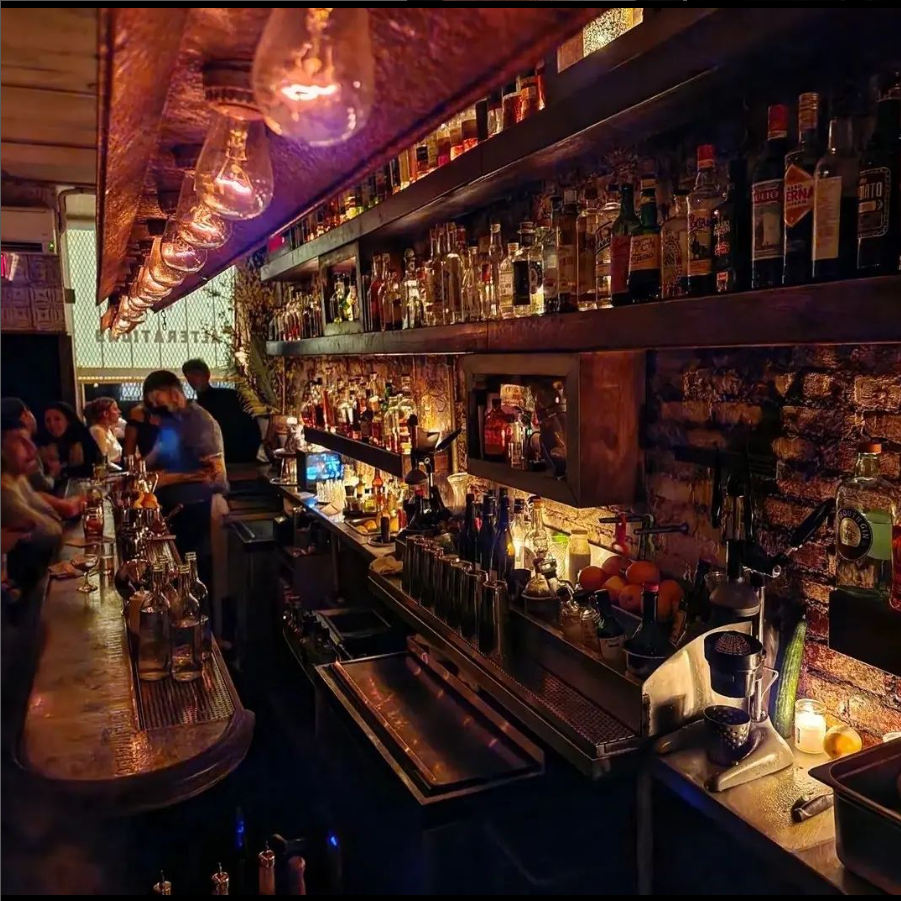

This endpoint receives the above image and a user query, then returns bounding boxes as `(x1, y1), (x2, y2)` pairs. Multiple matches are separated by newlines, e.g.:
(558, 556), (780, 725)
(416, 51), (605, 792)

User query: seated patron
(39, 401), (101, 480)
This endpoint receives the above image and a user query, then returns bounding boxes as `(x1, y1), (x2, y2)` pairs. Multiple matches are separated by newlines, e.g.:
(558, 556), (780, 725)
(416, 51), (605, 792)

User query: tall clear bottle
(511, 498), (527, 568)
(661, 188), (689, 298)
(401, 248), (425, 329)
(835, 441), (897, 600)
(557, 188), (580, 313)
(461, 243), (482, 322)
(513, 221), (543, 318)
(595, 185), (620, 306)
(486, 222), (504, 320)
(576, 186), (600, 310)
(186, 551), (212, 660)
(138, 563), (171, 682)
(687, 144), (720, 295)
(171, 563), (203, 682)
(540, 197), (560, 313)
(498, 242), (518, 319)
(442, 223), (463, 324)
(427, 227), (445, 325)
(523, 497), (550, 570)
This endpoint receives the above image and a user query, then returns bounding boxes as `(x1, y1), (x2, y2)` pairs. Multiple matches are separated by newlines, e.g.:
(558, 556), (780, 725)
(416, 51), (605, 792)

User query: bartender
(142, 370), (227, 585)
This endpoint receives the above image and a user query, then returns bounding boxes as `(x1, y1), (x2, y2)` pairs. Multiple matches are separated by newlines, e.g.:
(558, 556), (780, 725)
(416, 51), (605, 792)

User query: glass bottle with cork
(627, 175), (662, 303)
(783, 92), (821, 285)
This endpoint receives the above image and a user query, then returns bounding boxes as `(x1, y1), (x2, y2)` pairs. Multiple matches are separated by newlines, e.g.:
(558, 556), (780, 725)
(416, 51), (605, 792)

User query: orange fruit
(603, 575), (627, 604)
(578, 565), (606, 592)
(619, 583), (643, 614)
(601, 554), (630, 578)
(657, 579), (684, 621)
(823, 725), (862, 760)
(626, 560), (660, 586)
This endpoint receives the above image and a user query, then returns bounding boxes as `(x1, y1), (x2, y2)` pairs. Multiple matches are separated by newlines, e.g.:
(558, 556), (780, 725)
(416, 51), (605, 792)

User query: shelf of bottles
(267, 50), (901, 358)
(303, 427), (408, 480)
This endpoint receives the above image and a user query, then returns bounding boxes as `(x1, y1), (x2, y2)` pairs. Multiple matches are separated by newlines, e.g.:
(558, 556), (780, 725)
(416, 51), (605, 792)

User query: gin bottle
(138, 563), (171, 682)
(170, 563), (202, 682)
(835, 441), (897, 599)
(185, 551), (212, 660)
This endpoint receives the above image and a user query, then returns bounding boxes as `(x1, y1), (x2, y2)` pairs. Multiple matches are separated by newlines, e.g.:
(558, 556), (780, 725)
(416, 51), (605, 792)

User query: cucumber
(773, 616), (807, 739)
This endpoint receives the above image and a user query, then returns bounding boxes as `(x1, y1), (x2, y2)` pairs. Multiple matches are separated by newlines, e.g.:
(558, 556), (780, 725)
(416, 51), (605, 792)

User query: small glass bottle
(539, 199), (560, 313)
(436, 121), (452, 167)
(507, 411), (527, 470)
(576, 186), (600, 310)
(171, 562), (202, 682)
(138, 563), (171, 682)
(595, 589), (626, 666)
(713, 161), (749, 294)
(567, 528), (592, 584)
(511, 498), (527, 568)
(498, 242), (518, 319)
(559, 587), (583, 644)
(661, 188), (689, 298)
(185, 551), (211, 660)
(523, 497), (550, 570)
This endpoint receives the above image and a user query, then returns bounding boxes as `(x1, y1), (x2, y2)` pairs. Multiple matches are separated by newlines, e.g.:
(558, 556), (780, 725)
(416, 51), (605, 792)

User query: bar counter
(16, 519), (254, 815)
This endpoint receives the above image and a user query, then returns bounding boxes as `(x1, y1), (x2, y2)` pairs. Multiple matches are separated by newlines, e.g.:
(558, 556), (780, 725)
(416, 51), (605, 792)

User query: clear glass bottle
(486, 223), (504, 319)
(523, 497), (550, 570)
(661, 188), (689, 298)
(401, 248), (425, 329)
(507, 411), (526, 470)
(397, 378), (417, 456)
(426, 227), (444, 326)
(461, 244), (482, 322)
(171, 563), (202, 682)
(185, 551), (212, 660)
(511, 498), (527, 568)
(513, 221), (543, 317)
(595, 185), (619, 307)
(835, 441), (897, 599)
(442, 223), (463, 324)
(567, 528), (592, 584)
(687, 144), (720, 295)
(556, 188), (580, 313)
(539, 198), (560, 313)
(381, 264), (403, 332)
(498, 241), (518, 319)
(576, 186), (600, 310)
(138, 563), (171, 682)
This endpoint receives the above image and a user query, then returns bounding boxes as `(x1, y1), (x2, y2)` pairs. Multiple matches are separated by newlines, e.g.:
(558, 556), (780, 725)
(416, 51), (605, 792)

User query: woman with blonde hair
(83, 397), (123, 466)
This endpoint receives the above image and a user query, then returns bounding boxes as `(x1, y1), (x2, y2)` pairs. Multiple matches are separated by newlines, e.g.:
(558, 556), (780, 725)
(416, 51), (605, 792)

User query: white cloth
(89, 425), (123, 464)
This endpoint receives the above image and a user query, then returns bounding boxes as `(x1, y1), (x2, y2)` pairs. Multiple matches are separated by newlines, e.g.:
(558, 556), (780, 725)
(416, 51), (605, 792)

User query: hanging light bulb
(171, 171), (232, 250)
(137, 263), (172, 300)
(146, 237), (186, 289)
(252, 8), (374, 147)
(160, 224), (208, 273)
(119, 296), (149, 322)
(195, 111), (273, 221)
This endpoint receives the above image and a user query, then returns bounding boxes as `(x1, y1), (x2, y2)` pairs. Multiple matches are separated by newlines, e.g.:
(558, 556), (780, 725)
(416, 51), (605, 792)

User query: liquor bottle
(512, 226), (532, 318)
(595, 185), (620, 306)
(367, 254), (383, 332)
(426, 227), (445, 325)
(483, 398), (509, 461)
(523, 497), (550, 569)
(610, 183), (639, 306)
(402, 248), (425, 329)
(436, 121), (451, 167)
(576, 186), (600, 310)
(557, 188), (580, 313)
(835, 441), (897, 599)
(461, 244), (481, 322)
(687, 145), (720, 295)
(449, 113), (464, 160)
(752, 103), (789, 288)
(491, 492), (516, 584)
(185, 551), (212, 660)
(511, 498), (527, 568)
(627, 175), (662, 302)
(519, 68), (540, 119)
(170, 563), (202, 682)
(479, 496), (497, 574)
(594, 589), (626, 666)
(138, 563), (171, 682)
(626, 583), (672, 659)
(442, 223), (463, 324)
(487, 90), (503, 137)
(487, 222), (503, 319)
(258, 845), (276, 896)
(857, 76), (901, 275)
(507, 411), (526, 470)
(498, 242), (518, 319)
(502, 81), (521, 130)
(670, 559), (710, 648)
(661, 188), (689, 298)
(387, 265), (405, 331)
(397, 378), (417, 455)
(783, 92), (821, 285)
(713, 160), (749, 294)
(812, 116), (858, 281)
(516, 221), (544, 317)
(458, 493), (479, 563)
(541, 196), (562, 313)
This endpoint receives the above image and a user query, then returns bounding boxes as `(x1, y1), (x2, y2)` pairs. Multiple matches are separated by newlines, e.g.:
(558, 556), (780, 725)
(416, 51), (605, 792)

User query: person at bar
(122, 400), (160, 460)
(39, 401), (101, 480)
(84, 397), (124, 466)
(1, 398), (55, 492)
(142, 370), (228, 583)
(182, 359), (261, 464)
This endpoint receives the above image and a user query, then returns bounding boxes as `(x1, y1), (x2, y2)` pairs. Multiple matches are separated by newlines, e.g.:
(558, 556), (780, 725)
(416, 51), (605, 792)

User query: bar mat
(135, 655), (235, 731)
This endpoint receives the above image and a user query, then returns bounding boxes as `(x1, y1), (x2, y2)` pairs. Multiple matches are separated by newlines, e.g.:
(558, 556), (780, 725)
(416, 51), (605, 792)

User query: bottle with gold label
(627, 175), (661, 302)
(783, 92), (821, 285)
(835, 441), (897, 600)
(687, 145), (720, 295)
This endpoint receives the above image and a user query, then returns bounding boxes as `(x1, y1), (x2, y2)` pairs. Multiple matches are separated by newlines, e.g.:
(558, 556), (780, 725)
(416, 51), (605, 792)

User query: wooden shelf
(303, 426), (409, 478)
(467, 460), (579, 507)
(267, 276), (901, 357)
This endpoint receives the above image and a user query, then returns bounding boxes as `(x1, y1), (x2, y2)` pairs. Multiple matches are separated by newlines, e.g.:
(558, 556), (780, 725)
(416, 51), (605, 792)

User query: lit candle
(795, 699), (827, 754)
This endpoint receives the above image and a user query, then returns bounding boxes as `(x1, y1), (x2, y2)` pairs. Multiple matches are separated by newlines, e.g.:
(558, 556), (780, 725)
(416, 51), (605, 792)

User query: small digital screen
(306, 452), (343, 483)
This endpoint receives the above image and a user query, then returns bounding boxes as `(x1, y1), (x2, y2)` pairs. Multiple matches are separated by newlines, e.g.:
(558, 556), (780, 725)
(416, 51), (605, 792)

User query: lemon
(823, 724), (863, 759)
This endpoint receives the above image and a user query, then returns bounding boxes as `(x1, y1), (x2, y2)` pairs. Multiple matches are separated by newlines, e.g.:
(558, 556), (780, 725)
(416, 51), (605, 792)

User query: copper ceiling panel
(97, 6), (603, 305)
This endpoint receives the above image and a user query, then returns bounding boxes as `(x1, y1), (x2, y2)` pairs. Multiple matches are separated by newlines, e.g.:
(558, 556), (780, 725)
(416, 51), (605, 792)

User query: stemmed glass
(73, 553), (100, 594)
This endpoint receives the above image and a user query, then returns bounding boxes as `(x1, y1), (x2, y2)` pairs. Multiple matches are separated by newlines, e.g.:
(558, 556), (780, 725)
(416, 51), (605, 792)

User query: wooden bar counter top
(16, 522), (254, 815)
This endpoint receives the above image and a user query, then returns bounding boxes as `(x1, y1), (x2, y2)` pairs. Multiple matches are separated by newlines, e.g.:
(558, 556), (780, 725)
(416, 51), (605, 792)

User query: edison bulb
(195, 111), (273, 221)
(119, 296), (148, 322)
(147, 237), (186, 288)
(137, 264), (172, 299)
(171, 172), (232, 250)
(161, 226), (208, 273)
(252, 7), (374, 147)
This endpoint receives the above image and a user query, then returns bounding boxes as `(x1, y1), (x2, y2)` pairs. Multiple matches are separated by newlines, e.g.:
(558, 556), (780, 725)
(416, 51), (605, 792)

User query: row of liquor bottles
(272, 65), (546, 256)
(299, 373), (418, 456)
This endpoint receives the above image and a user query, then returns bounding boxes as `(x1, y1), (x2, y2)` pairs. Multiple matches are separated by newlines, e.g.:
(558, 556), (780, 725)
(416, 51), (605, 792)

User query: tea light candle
(795, 698), (827, 754)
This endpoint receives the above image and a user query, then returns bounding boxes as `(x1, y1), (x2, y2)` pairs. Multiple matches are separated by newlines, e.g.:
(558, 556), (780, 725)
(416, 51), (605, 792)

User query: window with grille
(66, 225), (235, 391)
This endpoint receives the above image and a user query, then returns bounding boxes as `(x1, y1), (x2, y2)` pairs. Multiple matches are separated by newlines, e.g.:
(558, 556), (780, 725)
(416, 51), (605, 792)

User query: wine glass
(83, 503), (106, 545)
(73, 553), (100, 595)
